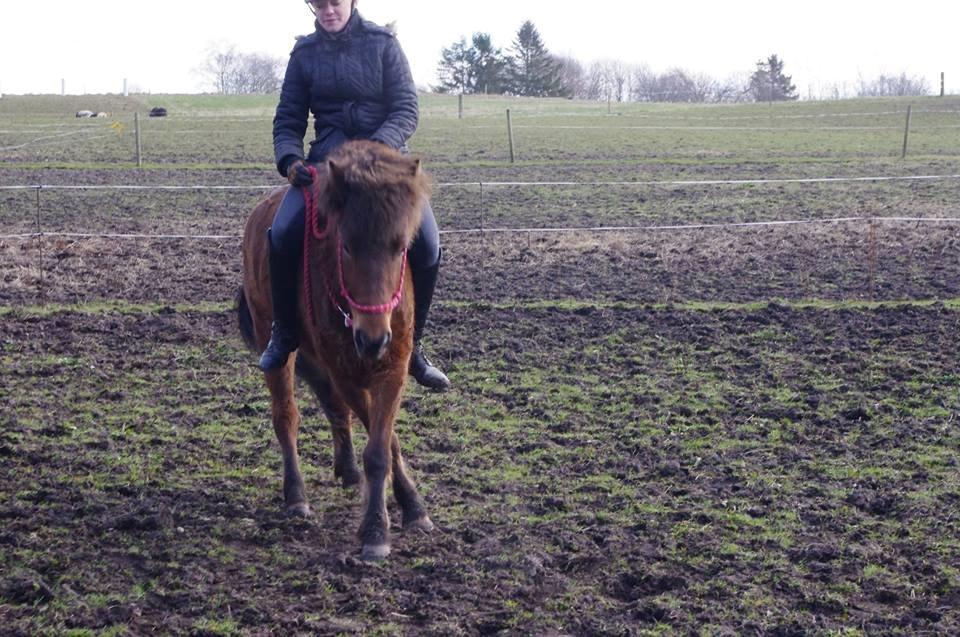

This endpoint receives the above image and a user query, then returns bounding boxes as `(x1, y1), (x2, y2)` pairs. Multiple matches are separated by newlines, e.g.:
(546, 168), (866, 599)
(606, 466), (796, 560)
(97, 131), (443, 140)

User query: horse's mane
(323, 142), (430, 245)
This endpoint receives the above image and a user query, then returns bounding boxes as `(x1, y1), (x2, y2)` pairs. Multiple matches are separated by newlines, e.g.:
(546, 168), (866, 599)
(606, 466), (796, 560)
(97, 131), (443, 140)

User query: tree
(435, 37), (475, 94)
(200, 44), (240, 94)
(198, 43), (283, 94)
(749, 54), (797, 101)
(857, 73), (929, 97)
(585, 60), (631, 102)
(470, 33), (508, 94)
(507, 21), (565, 97)
(233, 53), (284, 94)
(553, 54), (587, 99)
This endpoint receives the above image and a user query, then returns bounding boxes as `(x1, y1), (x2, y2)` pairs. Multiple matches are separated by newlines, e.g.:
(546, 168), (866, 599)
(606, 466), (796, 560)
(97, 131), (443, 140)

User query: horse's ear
(410, 158), (421, 177)
(327, 159), (347, 207)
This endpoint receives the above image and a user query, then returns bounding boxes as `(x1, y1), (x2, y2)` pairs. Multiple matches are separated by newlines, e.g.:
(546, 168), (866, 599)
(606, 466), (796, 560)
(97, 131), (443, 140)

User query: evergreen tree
(749, 54), (797, 101)
(435, 37), (475, 94)
(470, 33), (508, 95)
(507, 21), (565, 97)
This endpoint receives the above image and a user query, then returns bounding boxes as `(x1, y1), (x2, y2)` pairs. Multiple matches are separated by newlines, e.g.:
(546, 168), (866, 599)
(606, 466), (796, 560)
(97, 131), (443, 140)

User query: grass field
(2, 93), (960, 635)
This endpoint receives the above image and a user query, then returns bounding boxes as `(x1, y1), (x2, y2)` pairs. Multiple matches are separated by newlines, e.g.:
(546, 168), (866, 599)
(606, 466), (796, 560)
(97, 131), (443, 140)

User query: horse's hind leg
(390, 433), (433, 532)
(296, 357), (361, 488)
(265, 360), (311, 517)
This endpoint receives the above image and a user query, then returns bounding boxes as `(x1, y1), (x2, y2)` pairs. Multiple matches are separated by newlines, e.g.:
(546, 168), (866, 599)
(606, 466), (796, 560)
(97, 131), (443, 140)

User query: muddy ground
(2, 300), (960, 635)
(2, 162), (960, 635)
(4, 220), (960, 309)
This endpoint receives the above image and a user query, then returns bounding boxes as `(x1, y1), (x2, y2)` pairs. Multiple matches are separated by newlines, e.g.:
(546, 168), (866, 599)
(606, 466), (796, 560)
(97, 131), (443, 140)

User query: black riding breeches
(270, 185), (441, 269)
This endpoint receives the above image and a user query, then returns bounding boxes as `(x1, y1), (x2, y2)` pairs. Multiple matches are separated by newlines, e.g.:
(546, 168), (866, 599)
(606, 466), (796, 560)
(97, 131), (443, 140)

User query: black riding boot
(258, 229), (300, 371)
(409, 254), (451, 391)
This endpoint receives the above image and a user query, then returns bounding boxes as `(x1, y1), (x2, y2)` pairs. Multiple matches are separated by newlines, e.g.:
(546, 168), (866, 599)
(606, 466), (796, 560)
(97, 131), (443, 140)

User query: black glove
(286, 159), (314, 187)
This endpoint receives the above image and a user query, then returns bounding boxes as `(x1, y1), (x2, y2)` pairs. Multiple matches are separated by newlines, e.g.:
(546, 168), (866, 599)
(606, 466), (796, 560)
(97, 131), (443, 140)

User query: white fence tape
(3, 173), (960, 192)
(4, 216), (960, 242)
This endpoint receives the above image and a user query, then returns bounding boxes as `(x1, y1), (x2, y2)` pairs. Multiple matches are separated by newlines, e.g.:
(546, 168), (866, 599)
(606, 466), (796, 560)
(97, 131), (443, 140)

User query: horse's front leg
(265, 359), (310, 517)
(391, 432), (433, 532)
(356, 376), (405, 560)
(296, 358), (361, 488)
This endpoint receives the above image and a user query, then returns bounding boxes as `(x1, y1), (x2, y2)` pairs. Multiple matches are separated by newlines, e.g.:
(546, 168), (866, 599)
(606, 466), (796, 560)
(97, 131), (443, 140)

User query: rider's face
(310, 0), (351, 34)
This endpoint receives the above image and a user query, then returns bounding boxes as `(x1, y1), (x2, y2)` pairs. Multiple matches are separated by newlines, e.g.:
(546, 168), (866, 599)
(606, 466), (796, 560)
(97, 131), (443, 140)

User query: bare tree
(631, 64), (656, 102)
(714, 72), (751, 103)
(585, 60), (631, 102)
(200, 44), (240, 94)
(857, 72), (930, 97)
(198, 43), (284, 94)
(553, 54), (587, 99)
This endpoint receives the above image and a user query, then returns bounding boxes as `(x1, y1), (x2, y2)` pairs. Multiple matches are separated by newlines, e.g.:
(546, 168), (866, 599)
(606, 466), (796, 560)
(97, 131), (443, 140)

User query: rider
(260, 0), (450, 391)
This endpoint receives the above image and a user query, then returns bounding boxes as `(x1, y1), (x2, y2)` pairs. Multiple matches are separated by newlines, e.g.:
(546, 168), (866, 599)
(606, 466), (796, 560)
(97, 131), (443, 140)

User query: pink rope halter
(300, 164), (407, 329)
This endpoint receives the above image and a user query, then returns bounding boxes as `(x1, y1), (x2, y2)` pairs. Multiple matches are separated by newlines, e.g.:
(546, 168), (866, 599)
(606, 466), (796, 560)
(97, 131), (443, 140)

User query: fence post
(901, 104), (912, 159)
(35, 186), (44, 303)
(134, 112), (143, 168)
(941, 72), (945, 98)
(479, 181), (485, 292)
(458, 93), (463, 119)
(506, 109), (515, 163)
(867, 218), (878, 300)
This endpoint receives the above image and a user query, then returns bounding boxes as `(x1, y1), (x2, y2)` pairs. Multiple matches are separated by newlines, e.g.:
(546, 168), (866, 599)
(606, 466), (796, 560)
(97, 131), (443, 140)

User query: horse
(237, 140), (434, 560)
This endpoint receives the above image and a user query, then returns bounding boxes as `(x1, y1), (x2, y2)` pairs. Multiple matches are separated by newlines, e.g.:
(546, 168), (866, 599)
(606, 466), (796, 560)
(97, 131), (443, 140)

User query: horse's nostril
(354, 330), (391, 359)
(354, 330), (369, 353)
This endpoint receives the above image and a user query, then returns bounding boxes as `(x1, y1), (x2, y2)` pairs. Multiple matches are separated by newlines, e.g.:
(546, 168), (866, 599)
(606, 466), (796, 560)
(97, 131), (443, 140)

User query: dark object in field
(238, 140), (433, 561)
(148, 107), (167, 117)
(75, 110), (94, 118)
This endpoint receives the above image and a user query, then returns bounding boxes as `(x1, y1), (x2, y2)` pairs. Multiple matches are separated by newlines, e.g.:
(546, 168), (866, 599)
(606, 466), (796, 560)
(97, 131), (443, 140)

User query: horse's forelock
(327, 142), (429, 243)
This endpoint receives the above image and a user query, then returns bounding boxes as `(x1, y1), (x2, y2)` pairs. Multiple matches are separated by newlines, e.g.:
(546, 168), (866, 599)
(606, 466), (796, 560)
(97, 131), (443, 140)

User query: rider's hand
(287, 159), (313, 187)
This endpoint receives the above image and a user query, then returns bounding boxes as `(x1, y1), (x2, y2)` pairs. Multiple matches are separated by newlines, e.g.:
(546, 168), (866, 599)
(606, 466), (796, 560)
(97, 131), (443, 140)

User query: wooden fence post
(134, 112), (143, 168)
(901, 104), (912, 160)
(479, 181), (485, 292)
(506, 109), (515, 163)
(458, 93), (463, 119)
(36, 186), (44, 303)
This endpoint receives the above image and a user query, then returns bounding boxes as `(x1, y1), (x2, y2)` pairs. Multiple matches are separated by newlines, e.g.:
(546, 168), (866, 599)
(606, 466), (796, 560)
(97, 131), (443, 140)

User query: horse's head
(323, 141), (428, 361)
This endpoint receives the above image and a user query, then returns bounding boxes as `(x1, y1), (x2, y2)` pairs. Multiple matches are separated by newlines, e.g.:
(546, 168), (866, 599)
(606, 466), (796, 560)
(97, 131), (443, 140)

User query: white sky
(0, 1), (957, 98)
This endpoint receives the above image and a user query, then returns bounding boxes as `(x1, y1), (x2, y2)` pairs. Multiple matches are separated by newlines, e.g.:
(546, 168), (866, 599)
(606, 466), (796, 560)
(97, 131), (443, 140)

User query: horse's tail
(236, 286), (258, 353)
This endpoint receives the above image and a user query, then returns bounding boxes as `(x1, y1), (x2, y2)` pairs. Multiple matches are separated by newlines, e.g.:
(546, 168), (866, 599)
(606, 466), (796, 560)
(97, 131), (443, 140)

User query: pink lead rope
(300, 164), (406, 330)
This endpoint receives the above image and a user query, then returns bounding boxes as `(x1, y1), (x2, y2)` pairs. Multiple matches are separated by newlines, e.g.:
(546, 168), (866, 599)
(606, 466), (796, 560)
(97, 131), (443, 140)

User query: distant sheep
(75, 110), (94, 118)
(94, 112), (108, 118)
(148, 107), (168, 117)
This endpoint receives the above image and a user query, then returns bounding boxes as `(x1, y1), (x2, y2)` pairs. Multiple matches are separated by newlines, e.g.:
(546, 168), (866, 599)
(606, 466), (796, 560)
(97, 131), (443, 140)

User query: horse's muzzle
(354, 329), (392, 360)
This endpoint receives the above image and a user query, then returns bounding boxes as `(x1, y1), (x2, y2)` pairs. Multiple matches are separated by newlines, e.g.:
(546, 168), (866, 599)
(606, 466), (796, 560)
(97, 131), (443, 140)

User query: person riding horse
(261, 0), (450, 391)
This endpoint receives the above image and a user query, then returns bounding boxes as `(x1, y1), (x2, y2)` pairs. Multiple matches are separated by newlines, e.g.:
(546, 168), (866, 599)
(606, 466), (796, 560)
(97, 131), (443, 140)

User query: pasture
(2, 93), (960, 635)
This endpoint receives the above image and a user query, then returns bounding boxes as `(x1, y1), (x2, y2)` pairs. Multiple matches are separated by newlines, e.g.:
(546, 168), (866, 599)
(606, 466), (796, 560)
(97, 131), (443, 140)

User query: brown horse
(237, 140), (433, 560)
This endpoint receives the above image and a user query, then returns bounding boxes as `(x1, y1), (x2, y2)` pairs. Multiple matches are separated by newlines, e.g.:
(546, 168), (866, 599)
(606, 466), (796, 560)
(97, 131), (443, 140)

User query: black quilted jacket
(272, 10), (418, 175)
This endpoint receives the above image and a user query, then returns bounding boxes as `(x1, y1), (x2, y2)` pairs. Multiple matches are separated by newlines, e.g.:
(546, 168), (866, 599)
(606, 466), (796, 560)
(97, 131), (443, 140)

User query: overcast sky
(1, 1), (956, 98)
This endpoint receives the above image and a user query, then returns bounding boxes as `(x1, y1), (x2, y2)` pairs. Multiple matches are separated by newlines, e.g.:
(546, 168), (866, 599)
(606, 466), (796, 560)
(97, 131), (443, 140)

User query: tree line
(435, 21), (800, 102)
(436, 20), (931, 102)
(197, 21), (932, 101)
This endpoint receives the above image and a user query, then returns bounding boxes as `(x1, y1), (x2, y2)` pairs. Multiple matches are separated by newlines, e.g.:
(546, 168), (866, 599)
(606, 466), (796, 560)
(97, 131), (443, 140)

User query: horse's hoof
(404, 515), (434, 533)
(285, 502), (313, 518)
(361, 543), (391, 561)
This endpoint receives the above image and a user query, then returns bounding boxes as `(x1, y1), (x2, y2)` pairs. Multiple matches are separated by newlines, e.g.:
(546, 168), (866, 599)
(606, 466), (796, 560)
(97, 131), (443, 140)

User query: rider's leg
(258, 186), (305, 371)
(407, 201), (450, 391)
